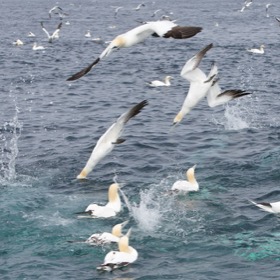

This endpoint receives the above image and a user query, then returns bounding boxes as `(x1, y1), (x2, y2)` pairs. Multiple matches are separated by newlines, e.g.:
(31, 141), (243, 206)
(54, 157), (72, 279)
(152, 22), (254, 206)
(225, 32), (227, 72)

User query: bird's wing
(41, 22), (50, 38)
(52, 22), (62, 37)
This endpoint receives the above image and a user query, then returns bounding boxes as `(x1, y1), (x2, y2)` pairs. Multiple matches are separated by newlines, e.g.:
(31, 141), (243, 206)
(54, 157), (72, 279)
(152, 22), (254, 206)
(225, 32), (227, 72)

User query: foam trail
(224, 105), (249, 130)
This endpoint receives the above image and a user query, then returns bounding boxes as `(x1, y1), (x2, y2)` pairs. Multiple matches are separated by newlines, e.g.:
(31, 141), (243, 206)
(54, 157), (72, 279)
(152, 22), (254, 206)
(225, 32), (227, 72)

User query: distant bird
(76, 183), (122, 218)
(97, 228), (138, 272)
(67, 21), (202, 81)
(85, 220), (129, 245)
(249, 200), (280, 213)
(76, 100), (148, 179)
(247, 44), (265, 54)
(207, 77), (251, 107)
(171, 165), (199, 193)
(41, 22), (62, 43)
(148, 75), (172, 87)
(111, 6), (123, 17)
(133, 3), (145, 11)
(32, 42), (45, 51)
(173, 43), (216, 125)
(276, 17), (280, 24)
(84, 30), (91, 38)
(151, 9), (162, 17)
(13, 39), (24, 46)
(48, 6), (69, 20)
(240, 0), (252, 12)
(27, 32), (36, 37)
(266, 4), (272, 17)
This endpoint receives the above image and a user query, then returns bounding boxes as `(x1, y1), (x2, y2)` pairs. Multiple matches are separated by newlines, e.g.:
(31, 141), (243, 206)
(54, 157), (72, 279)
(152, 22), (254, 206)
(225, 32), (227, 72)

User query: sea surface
(1, 0), (280, 279)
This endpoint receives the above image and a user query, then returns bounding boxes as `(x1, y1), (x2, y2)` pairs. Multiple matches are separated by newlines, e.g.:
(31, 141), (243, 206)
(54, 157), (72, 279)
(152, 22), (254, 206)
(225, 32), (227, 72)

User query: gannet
(148, 75), (172, 87)
(111, 6), (123, 17)
(276, 17), (280, 24)
(76, 183), (122, 218)
(249, 200), (280, 213)
(27, 32), (36, 37)
(207, 77), (251, 107)
(85, 220), (129, 245)
(134, 3), (145, 11)
(240, 0), (252, 12)
(151, 9), (162, 17)
(171, 165), (199, 193)
(173, 43), (216, 125)
(247, 44), (265, 54)
(32, 42), (45, 51)
(84, 30), (91, 38)
(13, 39), (24, 46)
(48, 6), (68, 20)
(67, 21), (202, 81)
(41, 22), (62, 43)
(266, 4), (272, 17)
(77, 100), (148, 179)
(97, 228), (138, 271)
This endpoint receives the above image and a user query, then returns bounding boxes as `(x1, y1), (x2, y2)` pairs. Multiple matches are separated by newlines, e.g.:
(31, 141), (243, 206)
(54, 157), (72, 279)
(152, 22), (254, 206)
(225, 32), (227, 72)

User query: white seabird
(276, 17), (280, 24)
(85, 30), (91, 38)
(247, 44), (265, 54)
(67, 21), (202, 81)
(41, 22), (62, 43)
(173, 43), (216, 125)
(32, 42), (45, 51)
(85, 220), (129, 245)
(97, 228), (138, 271)
(13, 39), (24, 46)
(134, 3), (145, 11)
(249, 200), (280, 213)
(76, 183), (122, 218)
(48, 6), (68, 20)
(27, 32), (36, 37)
(76, 100), (148, 179)
(266, 4), (272, 17)
(240, 0), (253, 12)
(171, 165), (199, 193)
(148, 75), (172, 87)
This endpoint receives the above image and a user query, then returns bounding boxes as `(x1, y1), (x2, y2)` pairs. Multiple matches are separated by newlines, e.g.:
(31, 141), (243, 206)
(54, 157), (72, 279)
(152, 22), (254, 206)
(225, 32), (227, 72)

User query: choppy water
(1, 0), (280, 279)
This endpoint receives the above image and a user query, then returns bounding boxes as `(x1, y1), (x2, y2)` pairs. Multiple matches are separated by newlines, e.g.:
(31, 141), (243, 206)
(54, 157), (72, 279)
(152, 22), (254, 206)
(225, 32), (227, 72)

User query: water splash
(0, 100), (22, 183)
(223, 105), (249, 130)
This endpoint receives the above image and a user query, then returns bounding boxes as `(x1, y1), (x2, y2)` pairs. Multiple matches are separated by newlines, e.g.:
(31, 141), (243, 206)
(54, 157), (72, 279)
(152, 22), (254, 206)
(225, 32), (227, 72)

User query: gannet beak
(121, 220), (129, 227)
(125, 227), (132, 237)
(192, 164), (197, 170)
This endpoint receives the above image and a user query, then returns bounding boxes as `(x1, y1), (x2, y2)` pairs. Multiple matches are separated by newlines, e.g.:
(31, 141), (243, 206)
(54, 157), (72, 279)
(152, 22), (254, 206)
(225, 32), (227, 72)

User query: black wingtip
(67, 58), (100, 81)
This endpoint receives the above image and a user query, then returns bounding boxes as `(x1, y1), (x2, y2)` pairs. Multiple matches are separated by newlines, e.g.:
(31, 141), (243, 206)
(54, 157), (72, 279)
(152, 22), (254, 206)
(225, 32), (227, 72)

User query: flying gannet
(77, 100), (148, 179)
(67, 21), (202, 81)
(41, 22), (62, 43)
(171, 165), (199, 193)
(48, 6), (69, 20)
(249, 200), (280, 213)
(148, 75), (172, 87)
(76, 183), (122, 218)
(97, 228), (138, 271)
(173, 43), (216, 125)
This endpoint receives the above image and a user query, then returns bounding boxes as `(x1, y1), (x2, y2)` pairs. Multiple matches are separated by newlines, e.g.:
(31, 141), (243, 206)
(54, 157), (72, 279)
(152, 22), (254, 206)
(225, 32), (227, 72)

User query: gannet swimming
(173, 43), (216, 125)
(249, 200), (280, 213)
(48, 6), (69, 20)
(247, 44), (265, 54)
(13, 39), (24, 46)
(207, 77), (251, 107)
(67, 21), (202, 81)
(148, 75), (172, 87)
(85, 30), (91, 38)
(27, 32), (36, 37)
(41, 22), (62, 43)
(32, 42), (45, 51)
(171, 165), (199, 193)
(97, 228), (138, 271)
(76, 183), (122, 218)
(77, 100), (148, 179)
(85, 220), (129, 245)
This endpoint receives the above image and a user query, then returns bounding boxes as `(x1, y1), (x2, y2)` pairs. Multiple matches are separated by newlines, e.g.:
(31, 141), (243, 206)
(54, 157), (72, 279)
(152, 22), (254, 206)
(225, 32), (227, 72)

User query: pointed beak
(125, 227), (132, 238)
(121, 220), (129, 227)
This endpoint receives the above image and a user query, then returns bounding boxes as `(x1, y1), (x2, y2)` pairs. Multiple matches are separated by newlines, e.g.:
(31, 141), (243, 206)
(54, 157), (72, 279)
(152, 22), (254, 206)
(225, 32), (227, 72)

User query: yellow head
(186, 165), (196, 183)
(118, 228), (131, 253)
(108, 183), (119, 202)
(173, 111), (183, 125)
(77, 168), (88, 179)
(111, 220), (128, 237)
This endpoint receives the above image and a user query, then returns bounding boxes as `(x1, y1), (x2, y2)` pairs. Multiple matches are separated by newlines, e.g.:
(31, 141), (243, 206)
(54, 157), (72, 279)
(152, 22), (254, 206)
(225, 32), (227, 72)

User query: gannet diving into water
(97, 228), (138, 272)
(247, 44), (265, 54)
(41, 22), (62, 43)
(76, 183), (122, 218)
(148, 75), (172, 87)
(77, 100), (148, 179)
(173, 43), (216, 125)
(67, 21), (202, 81)
(171, 165), (199, 193)
(249, 200), (280, 213)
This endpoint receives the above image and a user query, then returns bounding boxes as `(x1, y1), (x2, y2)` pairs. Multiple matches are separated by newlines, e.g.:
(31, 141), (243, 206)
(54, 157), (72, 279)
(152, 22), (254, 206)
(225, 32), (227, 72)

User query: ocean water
(1, 0), (280, 279)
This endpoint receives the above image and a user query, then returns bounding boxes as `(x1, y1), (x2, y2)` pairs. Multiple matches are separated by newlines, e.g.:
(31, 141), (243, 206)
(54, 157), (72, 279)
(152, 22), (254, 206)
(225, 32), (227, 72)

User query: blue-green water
(1, 0), (280, 279)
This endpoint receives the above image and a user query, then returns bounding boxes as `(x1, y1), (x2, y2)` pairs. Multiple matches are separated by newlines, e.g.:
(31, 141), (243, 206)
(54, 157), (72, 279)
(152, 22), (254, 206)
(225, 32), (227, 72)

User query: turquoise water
(1, 0), (280, 279)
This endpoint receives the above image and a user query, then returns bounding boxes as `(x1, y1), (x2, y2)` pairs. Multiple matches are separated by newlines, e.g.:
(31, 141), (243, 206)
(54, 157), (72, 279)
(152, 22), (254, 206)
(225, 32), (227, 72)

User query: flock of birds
(11, 0), (280, 273)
